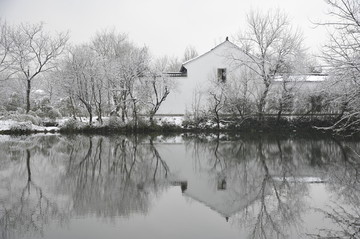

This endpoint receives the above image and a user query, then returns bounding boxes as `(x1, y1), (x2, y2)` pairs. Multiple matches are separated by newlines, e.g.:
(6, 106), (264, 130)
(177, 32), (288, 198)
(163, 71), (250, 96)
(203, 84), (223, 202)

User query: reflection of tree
(57, 135), (170, 218)
(312, 204), (360, 239)
(0, 146), (68, 239)
(149, 138), (169, 180)
(185, 134), (338, 238)
(185, 134), (360, 238)
(310, 141), (360, 238)
(0, 134), (172, 238)
(248, 141), (306, 239)
(1, 134), (360, 238)
(26, 149), (31, 182)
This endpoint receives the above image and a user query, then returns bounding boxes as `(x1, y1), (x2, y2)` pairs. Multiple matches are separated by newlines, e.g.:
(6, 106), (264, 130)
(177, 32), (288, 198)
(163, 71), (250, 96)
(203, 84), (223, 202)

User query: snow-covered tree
(91, 29), (129, 118)
(319, 0), (360, 133)
(91, 30), (150, 124)
(0, 19), (16, 82)
(60, 45), (105, 124)
(9, 23), (68, 113)
(232, 9), (304, 120)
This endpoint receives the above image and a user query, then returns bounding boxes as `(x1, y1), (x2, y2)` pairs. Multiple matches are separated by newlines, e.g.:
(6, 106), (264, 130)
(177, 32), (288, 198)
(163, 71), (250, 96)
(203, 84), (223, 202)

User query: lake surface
(0, 133), (359, 239)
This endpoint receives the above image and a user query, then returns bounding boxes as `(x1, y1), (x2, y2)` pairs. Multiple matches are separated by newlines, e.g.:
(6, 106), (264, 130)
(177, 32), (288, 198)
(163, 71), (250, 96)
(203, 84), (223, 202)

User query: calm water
(0, 133), (359, 239)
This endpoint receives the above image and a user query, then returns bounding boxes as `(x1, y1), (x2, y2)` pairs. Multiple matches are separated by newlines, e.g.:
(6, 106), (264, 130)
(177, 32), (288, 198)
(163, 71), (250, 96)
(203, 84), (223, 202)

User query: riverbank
(0, 115), (346, 137)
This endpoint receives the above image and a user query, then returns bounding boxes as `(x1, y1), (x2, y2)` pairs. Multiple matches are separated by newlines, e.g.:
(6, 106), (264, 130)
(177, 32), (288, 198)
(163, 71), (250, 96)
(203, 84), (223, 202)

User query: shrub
(9, 122), (32, 133)
(47, 108), (62, 119)
(22, 114), (41, 125)
(60, 118), (81, 131)
(160, 121), (181, 131)
(35, 109), (46, 118)
(28, 110), (38, 117)
(107, 116), (125, 129)
(136, 118), (150, 128)
(4, 93), (22, 111)
(16, 108), (25, 114)
(1, 113), (42, 126)
(0, 106), (6, 116)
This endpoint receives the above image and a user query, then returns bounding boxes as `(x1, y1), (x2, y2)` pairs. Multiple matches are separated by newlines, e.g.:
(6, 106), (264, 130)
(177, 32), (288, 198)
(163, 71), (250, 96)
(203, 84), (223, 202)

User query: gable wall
(158, 41), (244, 115)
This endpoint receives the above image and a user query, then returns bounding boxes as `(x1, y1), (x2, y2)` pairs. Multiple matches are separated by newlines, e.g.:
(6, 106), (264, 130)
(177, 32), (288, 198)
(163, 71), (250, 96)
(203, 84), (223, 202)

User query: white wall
(158, 41), (242, 115)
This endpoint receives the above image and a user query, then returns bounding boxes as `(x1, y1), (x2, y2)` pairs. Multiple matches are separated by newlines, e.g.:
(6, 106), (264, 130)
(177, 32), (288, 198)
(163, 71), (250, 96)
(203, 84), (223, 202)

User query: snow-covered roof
(274, 74), (328, 82)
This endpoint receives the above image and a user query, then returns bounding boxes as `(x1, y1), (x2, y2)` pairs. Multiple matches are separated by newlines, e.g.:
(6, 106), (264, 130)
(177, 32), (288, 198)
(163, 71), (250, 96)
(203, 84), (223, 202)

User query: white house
(158, 38), (326, 116)
(158, 39), (242, 115)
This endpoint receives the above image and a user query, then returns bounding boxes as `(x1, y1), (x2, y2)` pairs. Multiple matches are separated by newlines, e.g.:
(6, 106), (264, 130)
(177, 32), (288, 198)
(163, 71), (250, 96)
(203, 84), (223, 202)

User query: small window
(217, 68), (226, 83)
(217, 178), (227, 190)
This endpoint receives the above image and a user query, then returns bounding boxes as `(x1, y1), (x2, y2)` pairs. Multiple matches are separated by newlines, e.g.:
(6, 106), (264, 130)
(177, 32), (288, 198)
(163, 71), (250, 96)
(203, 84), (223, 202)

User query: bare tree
(232, 9), (304, 121)
(225, 69), (257, 120)
(182, 45), (198, 62)
(0, 20), (16, 82)
(267, 75), (307, 123)
(142, 56), (176, 125)
(207, 73), (227, 130)
(10, 23), (68, 113)
(321, 0), (360, 70)
(92, 29), (128, 59)
(166, 56), (182, 72)
(94, 34), (150, 123)
(92, 29), (129, 117)
(318, 0), (360, 133)
(118, 46), (150, 125)
(61, 45), (98, 124)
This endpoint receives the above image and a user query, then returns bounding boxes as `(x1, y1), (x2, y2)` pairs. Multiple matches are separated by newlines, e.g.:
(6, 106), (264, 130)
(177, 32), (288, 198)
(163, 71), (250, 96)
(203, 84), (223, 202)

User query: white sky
(0, 0), (330, 58)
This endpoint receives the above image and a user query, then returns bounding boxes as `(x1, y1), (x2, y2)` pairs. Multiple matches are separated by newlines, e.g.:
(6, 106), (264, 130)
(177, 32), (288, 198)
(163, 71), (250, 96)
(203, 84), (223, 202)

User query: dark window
(217, 178), (227, 190)
(217, 68), (226, 83)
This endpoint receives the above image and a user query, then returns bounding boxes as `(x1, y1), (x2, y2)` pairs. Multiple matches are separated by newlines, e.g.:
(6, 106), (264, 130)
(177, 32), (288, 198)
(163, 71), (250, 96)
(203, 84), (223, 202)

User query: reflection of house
(165, 151), (327, 221)
(176, 167), (326, 221)
(167, 158), (272, 220)
(181, 176), (268, 220)
(159, 38), (327, 115)
(159, 139), (332, 222)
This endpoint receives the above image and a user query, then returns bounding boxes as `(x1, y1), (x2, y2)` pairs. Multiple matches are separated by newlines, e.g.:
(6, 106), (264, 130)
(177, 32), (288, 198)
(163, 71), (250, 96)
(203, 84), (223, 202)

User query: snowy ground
(152, 116), (184, 126)
(67, 116), (184, 127)
(0, 116), (185, 133)
(0, 119), (60, 133)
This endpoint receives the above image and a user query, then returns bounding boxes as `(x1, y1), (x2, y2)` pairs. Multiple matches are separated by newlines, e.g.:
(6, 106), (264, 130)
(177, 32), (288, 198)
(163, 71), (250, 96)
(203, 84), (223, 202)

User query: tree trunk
(26, 79), (31, 113)
(132, 99), (138, 128)
(97, 102), (103, 125)
(88, 107), (93, 125)
(258, 83), (270, 122)
(277, 109), (282, 125)
(149, 113), (155, 126)
(149, 105), (161, 126)
(121, 102), (126, 122)
(214, 110), (220, 130)
(79, 98), (92, 125)
(69, 96), (77, 120)
(97, 89), (103, 124)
